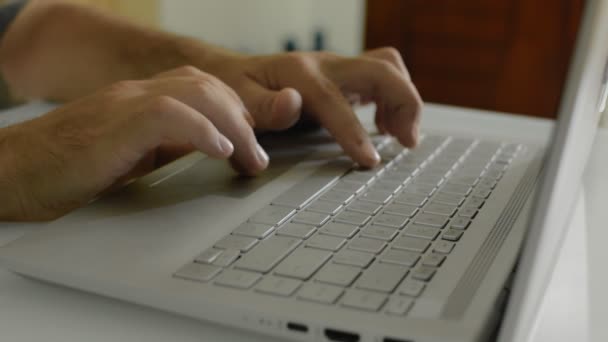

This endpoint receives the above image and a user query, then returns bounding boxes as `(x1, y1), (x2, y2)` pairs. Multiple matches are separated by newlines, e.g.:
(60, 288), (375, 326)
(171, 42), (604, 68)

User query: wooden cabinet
(365, 0), (585, 118)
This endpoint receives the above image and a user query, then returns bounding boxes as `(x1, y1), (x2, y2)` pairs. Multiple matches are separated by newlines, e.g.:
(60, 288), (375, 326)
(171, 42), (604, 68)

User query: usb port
(324, 328), (360, 342)
(287, 322), (308, 333)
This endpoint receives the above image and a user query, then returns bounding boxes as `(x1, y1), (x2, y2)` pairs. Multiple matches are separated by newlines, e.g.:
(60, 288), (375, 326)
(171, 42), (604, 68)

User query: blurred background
(4, 0), (589, 119)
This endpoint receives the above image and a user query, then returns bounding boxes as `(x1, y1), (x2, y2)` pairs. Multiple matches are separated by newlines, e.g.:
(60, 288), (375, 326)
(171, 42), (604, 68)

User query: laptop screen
(498, 0), (608, 341)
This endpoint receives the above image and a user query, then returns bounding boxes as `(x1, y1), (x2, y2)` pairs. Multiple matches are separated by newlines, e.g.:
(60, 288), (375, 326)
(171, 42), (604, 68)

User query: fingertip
(217, 134), (234, 157)
(357, 141), (381, 168)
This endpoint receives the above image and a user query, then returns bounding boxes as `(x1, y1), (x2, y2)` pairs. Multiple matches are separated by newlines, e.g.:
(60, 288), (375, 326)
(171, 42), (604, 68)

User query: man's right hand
(0, 66), (268, 221)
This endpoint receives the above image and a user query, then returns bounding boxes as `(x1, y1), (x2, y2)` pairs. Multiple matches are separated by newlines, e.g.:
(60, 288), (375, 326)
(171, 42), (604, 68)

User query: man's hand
(1, 2), (422, 169)
(0, 67), (267, 221)
(198, 47), (423, 168)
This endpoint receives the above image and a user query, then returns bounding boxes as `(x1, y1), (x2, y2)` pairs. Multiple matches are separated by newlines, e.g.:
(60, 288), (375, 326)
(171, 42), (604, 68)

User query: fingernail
(255, 143), (269, 168)
(363, 142), (381, 166)
(218, 135), (234, 156)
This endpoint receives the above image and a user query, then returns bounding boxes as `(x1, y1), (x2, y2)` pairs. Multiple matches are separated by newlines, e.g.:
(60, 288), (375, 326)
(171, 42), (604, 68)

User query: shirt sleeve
(0, 1), (27, 40)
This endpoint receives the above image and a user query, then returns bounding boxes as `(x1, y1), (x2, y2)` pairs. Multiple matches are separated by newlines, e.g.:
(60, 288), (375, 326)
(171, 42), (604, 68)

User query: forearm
(0, 0), (234, 102)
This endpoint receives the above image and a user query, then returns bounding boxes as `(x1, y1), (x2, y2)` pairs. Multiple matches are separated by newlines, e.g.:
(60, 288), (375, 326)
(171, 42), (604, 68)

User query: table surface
(0, 103), (603, 342)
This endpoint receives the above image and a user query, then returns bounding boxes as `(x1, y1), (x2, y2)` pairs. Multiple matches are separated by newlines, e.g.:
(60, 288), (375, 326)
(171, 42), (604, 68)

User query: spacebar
(271, 160), (352, 209)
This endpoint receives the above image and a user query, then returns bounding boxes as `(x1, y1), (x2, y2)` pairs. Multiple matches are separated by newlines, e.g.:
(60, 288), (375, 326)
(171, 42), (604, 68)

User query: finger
(297, 74), (380, 167)
(363, 47), (411, 80)
(239, 81), (303, 131)
(141, 76), (269, 175)
(127, 95), (234, 160)
(151, 66), (255, 128)
(325, 57), (422, 148)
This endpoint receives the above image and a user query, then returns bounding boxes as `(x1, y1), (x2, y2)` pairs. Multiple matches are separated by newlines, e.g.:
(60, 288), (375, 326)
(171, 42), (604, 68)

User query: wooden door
(365, 0), (585, 118)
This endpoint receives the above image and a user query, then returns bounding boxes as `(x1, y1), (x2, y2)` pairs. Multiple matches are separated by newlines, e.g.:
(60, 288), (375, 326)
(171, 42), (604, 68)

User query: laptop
(1, 0), (606, 341)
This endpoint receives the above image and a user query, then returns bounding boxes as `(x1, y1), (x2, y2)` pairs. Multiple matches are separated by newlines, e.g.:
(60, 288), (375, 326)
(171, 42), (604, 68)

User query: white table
(0, 103), (603, 341)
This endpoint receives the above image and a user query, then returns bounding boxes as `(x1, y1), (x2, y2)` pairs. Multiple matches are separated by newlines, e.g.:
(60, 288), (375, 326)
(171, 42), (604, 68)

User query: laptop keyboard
(174, 135), (522, 316)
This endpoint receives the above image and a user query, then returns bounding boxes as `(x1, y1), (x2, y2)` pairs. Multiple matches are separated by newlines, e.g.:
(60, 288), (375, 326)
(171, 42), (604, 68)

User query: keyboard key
(341, 289), (387, 312)
(404, 224), (441, 240)
(478, 178), (498, 189)
(385, 296), (414, 316)
(422, 253), (446, 267)
(346, 200), (382, 215)
(441, 183), (472, 196)
(414, 213), (449, 228)
(371, 213), (409, 229)
(215, 269), (261, 289)
(277, 222), (316, 239)
(319, 222), (359, 238)
(255, 275), (302, 297)
(215, 235), (258, 252)
(356, 262), (408, 293)
(432, 192), (465, 206)
(394, 193), (427, 207)
(342, 172), (376, 185)
(458, 207), (478, 218)
(423, 203), (457, 217)
(271, 164), (342, 208)
(359, 190), (394, 204)
(450, 217), (471, 230)
(174, 263), (222, 282)
(399, 279), (426, 297)
(234, 236), (301, 273)
(383, 203), (418, 217)
(332, 249), (375, 268)
(442, 229), (464, 241)
(232, 222), (274, 239)
(334, 211), (371, 226)
(360, 225), (399, 241)
(292, 211), (330, 226)
(212, 249), (240, 267)
(306, 234), (347, 251)
(306, 200), (343, 215)
(371, 180), (404, 193)
(380, 249), (420, 267)
(433, 241), (455, 254)
(274, 248), (332, 280)
(249, 205), (296, 226)
(298, 283), (344, 304)
(393, 236), (430, 253)
(381, 172), (411, 184)
(348, 237), (387, 254)
(450, 175), (480, 186)
(403, 184), (436, 197)
(464, 197), (485, 209)
(412, 266), (436, 282)
(194, 248), (222, 264)
(315, 263), (361, 286)
(333, 181), (365, 194)
(319, 190), (355, 204)
(472, 187), (492, 199)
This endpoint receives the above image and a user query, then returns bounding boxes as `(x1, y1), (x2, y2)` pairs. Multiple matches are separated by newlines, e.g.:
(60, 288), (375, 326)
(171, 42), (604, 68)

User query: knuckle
(379, 46), (402, 61)
(174, 65), (203, 76)
(373, 59), (397, 74)
(106, 80), (138, 94)
(145, 95), (178, 119)
(283, 53), (314, 71)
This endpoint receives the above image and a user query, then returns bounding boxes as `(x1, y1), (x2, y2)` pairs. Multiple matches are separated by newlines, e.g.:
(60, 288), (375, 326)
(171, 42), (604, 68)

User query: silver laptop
(1, 1), (606, 341)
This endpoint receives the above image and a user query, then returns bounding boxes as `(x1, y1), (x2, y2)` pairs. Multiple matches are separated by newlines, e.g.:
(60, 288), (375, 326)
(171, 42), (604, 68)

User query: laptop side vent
(441, 157), (542, 319)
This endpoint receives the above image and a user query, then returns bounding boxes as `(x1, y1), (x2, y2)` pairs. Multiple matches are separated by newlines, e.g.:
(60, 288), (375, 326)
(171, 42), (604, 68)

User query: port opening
(324, 328), (360, 342)
(383, 338), (413, 342)
(287, 322), (309, 333)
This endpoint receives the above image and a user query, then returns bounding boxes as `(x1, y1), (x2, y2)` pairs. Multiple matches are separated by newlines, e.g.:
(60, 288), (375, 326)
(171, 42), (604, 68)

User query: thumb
(241, 82), (303, 131)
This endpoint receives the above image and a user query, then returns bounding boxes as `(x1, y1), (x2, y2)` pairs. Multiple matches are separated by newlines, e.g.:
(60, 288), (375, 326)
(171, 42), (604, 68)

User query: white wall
(159, 0), (365, 56)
